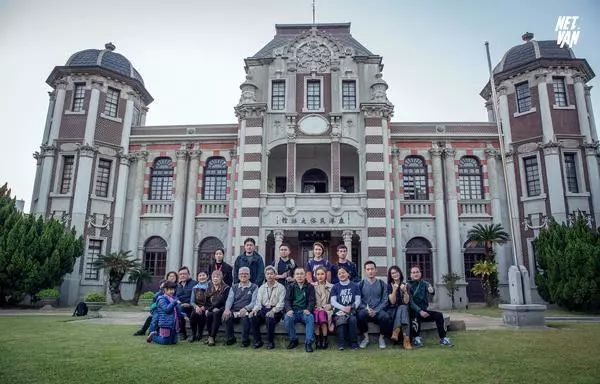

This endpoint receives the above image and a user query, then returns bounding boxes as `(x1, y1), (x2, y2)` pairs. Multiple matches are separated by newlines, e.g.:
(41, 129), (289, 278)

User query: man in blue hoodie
(234, 238), (265, 286)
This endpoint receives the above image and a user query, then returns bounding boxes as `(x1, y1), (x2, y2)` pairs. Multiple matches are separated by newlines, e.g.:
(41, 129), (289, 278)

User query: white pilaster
(573, 76), (592, 143)
(444, 148), (462, 280)
(430, 147), (448, 282)
(47, 81), (67, 144)
(42, 91), (57, 145)
(584, 86), (598, 141)
(168, 149), (188, 271)
(71, 145), (96, 235)
(182, 150), (201, 269)
(497, 86), (512, 148)
(584, 144), (600, 225)
(84, 82), (101, 144)
(391, 150), (403, 268)
(536, 74), (555, 143)
(542, 143), (567, 223)
(342, 230), (353, 262)
(128, 151), (147, 255)
(504, 153), (524, 265)
(225, 149), (237, 264)
(381, 118), (394, 267)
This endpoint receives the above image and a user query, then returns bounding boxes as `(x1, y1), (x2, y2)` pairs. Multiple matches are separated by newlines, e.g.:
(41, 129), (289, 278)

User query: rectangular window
(552, 77), (568, 107)
(342, 80), (356, 110)
(306, 79), (321, 110)
(275, 177), (287, 193)
(564, 153), (579, 193)
(515, 82), (532, 113)
(95, 159), (112, 197)
(132, 105), (141, 126)
(104, 87), (120, 117)
(72, 83), (85, 112)
(271, 80), (286, 110)
(523, 156), (541, 197)
(60, 156), (75, 194)
(85, 239), (102, 280)
(341, 176), (355, 193)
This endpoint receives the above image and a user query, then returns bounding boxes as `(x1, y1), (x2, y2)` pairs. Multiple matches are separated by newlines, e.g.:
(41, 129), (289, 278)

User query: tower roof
(65, 43), (145, 84)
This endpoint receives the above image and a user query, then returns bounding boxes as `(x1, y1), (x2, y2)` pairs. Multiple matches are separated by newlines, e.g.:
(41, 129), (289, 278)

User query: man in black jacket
(284, 267), (316, 352)
(175, 266), (197, 340)
(234, 238), (265, 286)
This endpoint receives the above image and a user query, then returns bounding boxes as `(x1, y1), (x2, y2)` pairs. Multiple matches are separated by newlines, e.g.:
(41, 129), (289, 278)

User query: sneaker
(146, 331), (156, 344)
(351, 343), (359, 350)
(305, 343), (314, 353)
(133, 329), (145, 336)
(207, 336), (215, 346)
(359, 337), (369, 349)
(266, 342), (275, 350)
(439, 337), (454, 347)
(338, 345), (345, 351)
(378, 337), (386, 349)
(253, 341), (264, 349)
(287, 339), (299, 349)
(413, 336), (424, 348)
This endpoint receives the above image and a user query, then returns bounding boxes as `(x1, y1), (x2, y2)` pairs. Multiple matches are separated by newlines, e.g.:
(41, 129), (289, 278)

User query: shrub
(442, 272), (462, 309)
(140, 291), (155, 300)
(37, 288), (60, 299)
(84, 292), (106, 303)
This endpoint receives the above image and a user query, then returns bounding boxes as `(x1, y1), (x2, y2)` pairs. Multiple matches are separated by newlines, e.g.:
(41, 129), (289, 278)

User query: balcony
(401, 201), (433, 217)
(459, 200), (490, 218)
(197, 200), (228, 218)
(142, 200), (173, 217)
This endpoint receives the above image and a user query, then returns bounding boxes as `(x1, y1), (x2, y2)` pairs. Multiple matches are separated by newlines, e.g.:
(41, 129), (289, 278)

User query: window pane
(95, 159), (112, 197)
(60, 156), (75, 194)
(552, 77), (567, 107)
(342, 80), (356, 110)
(306, 80), (321, 110)
(403, 156), (428, 200)
(458, 157), (483, 200)
(515, 82), (532, 113)
(564, 153), (579, 193)
(150, 158), (173, 200)
(271, 80), (285, 110)
(72, 84), (85, 112)
(104, 87), (120, 117)
(523, 156), (541, 197)
(203, 158), (227, 200)
(85, 239), (102, 280)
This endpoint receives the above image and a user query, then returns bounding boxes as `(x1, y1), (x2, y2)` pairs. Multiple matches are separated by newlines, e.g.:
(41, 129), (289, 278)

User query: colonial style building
(29, 24), (598, 307)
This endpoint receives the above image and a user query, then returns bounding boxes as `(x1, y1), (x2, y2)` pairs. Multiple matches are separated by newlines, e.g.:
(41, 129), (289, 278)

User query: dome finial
(105, 42), (116, 51)
(522, 32), (534, 42)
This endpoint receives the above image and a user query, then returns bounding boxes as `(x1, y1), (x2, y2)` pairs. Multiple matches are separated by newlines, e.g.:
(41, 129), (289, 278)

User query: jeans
(251, 308), (283, 344)
(335, 314), (358, 348)
(411, 309), (446, 339)
(179, 306), (193, 337)
(224, 315), (251, 343)
(387, 305), (410, 336)
(284, 310), (314, 344)
(357, 309), (392, 336)
(152, 328), (178, 345)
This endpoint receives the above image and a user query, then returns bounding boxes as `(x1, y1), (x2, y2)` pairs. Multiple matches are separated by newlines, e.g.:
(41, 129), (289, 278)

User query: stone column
(391, 149), (402, 266)
(84, 81), (102, 144)
(485, 147), (502, 221)
(42, 91), (57, 145)
(128, 150), (148, 255)
(444, 148), (462, 279)
(225, 150), (238, 263)
(169, 148), (188, 271)
(504, 152), (524, 265)
(273, 229), (284, 266)
(330, 114), (341, 193)
(584, 144), (600, 226)
(71, 145), (96, 235)
(536, 73), (554, 143)
(286, 114), (297, 193)
(342, 230), (353, 262)
(182, 149), (201, 269)
(497, 86), (513, 148)
(584, 85), (598, 141)
(47, 80), (67, 144)
(573, 75), (592, 143)
(541, 141), (567, 223)
(430, 147), (448, 283)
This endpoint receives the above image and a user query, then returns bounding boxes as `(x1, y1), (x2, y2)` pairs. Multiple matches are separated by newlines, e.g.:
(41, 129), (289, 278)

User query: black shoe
(305, 343), (314, 353)
(180, 334), (188, 341)
(253, 341), (264, 349)
(287, 340), (299, 349)
(241, 340), (251, 348)
(188, 336), (197, 343)
(225, 338), (237, 346)
(322, 341), (329, 349)
(133, 329), (145, 336)
(266, 342), (275, 350)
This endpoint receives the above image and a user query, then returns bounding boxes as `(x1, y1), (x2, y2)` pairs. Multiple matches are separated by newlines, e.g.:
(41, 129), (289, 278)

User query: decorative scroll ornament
(296, 39), (333, 73)
(87, 214), (111, 230)
(523, 213), (548, 231)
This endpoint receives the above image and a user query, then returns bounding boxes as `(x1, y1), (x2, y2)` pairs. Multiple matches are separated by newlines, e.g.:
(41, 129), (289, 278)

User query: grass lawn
(0, 316), (599, 384)
(454, 306), (599, 318)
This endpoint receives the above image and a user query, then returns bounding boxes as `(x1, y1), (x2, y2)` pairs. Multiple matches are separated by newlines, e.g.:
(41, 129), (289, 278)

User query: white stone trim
(302, 75), (324, 113)
(100, 113), (123, 123)
(90, 155), (117, 199)
(552, 104), (576, 110)
(365, 144), (384, 153)
(518, 151), (545, 200)
(561, 149), (587, 194)
(64, 110), (86, 115)
(245, 126), (263, 136)
(366, 180), (385, 189)
(364, 126), (382, 135)
(513, 107), (537, 118)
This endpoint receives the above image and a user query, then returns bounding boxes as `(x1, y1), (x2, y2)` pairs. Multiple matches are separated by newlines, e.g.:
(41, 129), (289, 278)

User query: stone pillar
(342, 230), (353, 262)
(541, 142), (567, 223)
(273, 229), (284, 266)
(285, 113), (297, 195)
(128, 150), (148, 255)
(497, 86), (513, 148)
(486, 147), (502, 221)
(83, 81), (101, 144)
(182, 149), (201, 269)
(330, 114), (341, 192)
(584, 85), (598, 141)
(430, 147), (448, 283)
(573, 75), (592, 143)
(168, 148), (188, 271)
(47, 80), (67, 144)
(505, 153), (524, 265)
(391, 149), (403, 266)
(42, 91), (57, 145)
(225, 149), (238, 263)
(443, 148), (462, 279)
(71, 145), (96, 235)
(536, 73), (554, 143)
(584, 144), (600, 226)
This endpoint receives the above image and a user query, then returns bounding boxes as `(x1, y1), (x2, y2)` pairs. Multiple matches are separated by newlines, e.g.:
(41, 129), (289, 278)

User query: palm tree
(467, 223), (510, 262)
(128, 266), (153, 305)
(93, 250), (139, 304)
(471, 261), (498, 305)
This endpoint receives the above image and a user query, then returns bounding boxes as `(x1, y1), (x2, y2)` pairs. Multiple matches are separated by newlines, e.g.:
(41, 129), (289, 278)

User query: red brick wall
(508, 90), (543, 142)
(549, 83), (580, 135)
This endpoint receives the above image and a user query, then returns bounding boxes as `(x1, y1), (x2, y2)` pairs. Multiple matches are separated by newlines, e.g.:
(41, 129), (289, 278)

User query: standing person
(306, 242), (331, 283)
(147, 281), (183, 345)
(205, 270), (230, 346)
(175, 266), (197, 341)
(133, 271), (177, 336)
(272, 243), (296, 286)
(330, 244), (359, 284)
(208, 248), (233, 287)
(387, 266), (412, 350)
(284, 267), (316, 353)
(234, 238), (265, 286)
(313, 266), (333, 349)
(222, 267), (258, 347)
(408, 266), (453, 347)
(357, 261), (392, 349)
(188, 271), (210, 343)
(249, 266), (286, 349)
(330, 265), (361, 350)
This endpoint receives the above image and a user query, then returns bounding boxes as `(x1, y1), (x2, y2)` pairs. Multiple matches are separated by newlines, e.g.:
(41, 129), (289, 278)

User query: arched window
(406, 237), (433, 282)
(403, 156), (428, 200)
(143, 237), (167, 277)
(198, 237), (224, 273)
(149, 158), (173, 200)
(203, 157), (227, 200)
(458, 156), (483, 200)
(302, 168), (328, 193)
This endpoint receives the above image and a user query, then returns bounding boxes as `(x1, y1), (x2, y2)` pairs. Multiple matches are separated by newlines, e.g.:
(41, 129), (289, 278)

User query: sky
(0, 0), (598, 209)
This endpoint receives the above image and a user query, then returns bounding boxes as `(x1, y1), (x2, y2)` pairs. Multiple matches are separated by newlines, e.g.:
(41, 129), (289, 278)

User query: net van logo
(555, 16), (580, 48)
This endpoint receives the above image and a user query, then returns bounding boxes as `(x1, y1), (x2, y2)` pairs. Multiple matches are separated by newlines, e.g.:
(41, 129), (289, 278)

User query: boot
(322, 335), (329, 349)
(316, 334), (323, 349)
(403, 335), (413, 350)
(391, 327), (401, 342)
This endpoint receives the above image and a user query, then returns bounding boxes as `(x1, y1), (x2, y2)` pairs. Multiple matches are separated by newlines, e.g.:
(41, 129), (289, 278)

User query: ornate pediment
(284, 28), (348, 73)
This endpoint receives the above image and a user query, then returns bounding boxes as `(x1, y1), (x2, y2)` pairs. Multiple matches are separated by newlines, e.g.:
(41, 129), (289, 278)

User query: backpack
(73, 302), (88, 317)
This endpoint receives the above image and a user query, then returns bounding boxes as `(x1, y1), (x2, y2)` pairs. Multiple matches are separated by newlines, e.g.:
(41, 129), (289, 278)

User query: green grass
(454, 306), (599, 318)
(0, 316), (599, 384)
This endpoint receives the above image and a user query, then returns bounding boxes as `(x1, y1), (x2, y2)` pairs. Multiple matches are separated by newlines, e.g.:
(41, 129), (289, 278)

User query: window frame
(563, 151), (582, 194)
(202, 157), (228, 201)
(104, 87), (120, 118)
(340, 176), (355, 193)
(84, 238), (103, 281)
(71, 83), (86, 112)
(552, 77), (568, 107)
(149, 157), (174, 201)
(59, 155), (76, 194)
(402, 156), (428, 200)
(303, 76), (324, 113)
(523, 155), (542, 197)
(458, 156), (484, 200)
(94, 158), (113, 198)
(515, 81), (532, 113)
(341, 79), (357, 111)
(270, 79), (286, 111)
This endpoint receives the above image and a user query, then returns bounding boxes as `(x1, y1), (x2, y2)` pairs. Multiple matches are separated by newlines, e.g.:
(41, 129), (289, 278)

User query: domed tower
(481, 33), (598, 296)
(30, 43), (153, 304)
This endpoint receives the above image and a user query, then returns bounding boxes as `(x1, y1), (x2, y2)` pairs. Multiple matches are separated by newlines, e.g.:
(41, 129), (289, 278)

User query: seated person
(204, 270), (230, 346)
(284, 267), (316, 353)
(133, 271), (177, 336)
(357, 261), (392, 349)
(331, 265), (361, 350)
(222, 267), (258, 347)
(175, 266), (197, 340)
(249, 266), (286, 349)
(387, 265), (412, 349)
(189, 271), (210, 343)
(408, 266), (453, 347)
(147, 281), (184, 345)
(313, 266), (334, 349)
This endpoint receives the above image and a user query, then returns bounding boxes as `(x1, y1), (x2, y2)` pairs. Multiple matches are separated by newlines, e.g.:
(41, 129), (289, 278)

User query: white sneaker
(378, 337), (386, 349)
(359, 337), (369, 349)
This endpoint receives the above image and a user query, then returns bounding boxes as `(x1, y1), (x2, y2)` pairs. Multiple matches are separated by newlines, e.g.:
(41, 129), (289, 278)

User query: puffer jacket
(156, 295), (183, 329)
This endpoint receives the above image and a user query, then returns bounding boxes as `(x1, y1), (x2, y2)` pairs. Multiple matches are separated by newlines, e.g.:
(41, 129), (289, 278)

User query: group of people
(134, 238), (453, 352)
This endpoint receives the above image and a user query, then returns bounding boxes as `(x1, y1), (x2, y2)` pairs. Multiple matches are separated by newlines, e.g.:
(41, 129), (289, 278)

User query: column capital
(39, 144), (57, 157)
(48, 91), (57, 101)
(583, 141), (599, 156)
(342, 230), (353, 242)
(189, 149), (202, 160)
(443, 148), (456, 158)
(429, 147), (444, 157)
(391, 148), (401, 158)
(175, 149), (188, 160)
(132, 150), (149, 162)
(90, 80), (104, 90)
(77, 143), (97, 158)
(573, 74), (586, 84)
(229, 149), (238, 159)
(584, 85), (593, 95)
(273, 229), (285, 242)
(540, 140), (562, 155)
(55, 80), (68, 90)
(534, 72), (550, 84)
(484, 147), (499, 159)
(497, 85), (508, 97)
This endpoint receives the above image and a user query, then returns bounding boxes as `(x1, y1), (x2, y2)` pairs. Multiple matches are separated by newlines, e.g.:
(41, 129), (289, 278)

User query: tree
(471, 260), (498, 306)
(441, 272), (462, 309)
(534, 214), (600, 311)
(93, 250), (139, 304)
(467, 223), (510, 262)
(128, 266), (153, 304)
(0, 183), (84, 305)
